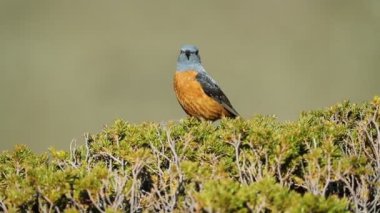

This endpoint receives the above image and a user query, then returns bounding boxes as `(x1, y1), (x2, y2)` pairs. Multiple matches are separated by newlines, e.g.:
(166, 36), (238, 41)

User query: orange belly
(173, 71), (230, 121)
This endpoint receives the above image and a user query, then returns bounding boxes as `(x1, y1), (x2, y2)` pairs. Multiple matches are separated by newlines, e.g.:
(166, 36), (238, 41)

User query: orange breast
(173, 71), (230, 121)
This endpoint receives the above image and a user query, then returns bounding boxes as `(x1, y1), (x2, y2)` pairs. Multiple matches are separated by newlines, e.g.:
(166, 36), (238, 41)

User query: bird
(173, 44), (239, 121)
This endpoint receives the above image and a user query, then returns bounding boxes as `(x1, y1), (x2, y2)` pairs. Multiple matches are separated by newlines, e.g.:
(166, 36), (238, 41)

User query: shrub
(0, 97), (379, 212)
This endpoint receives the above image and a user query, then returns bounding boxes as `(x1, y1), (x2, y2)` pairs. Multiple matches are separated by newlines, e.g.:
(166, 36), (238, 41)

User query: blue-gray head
(177, 44), (204, 72)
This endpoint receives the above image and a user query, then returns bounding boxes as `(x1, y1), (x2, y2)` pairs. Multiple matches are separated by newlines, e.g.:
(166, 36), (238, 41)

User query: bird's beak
(185, 51), (190, 60)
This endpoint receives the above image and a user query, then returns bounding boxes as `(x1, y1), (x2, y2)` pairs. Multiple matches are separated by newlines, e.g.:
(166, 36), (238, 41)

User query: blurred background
(0, 0), (379, 152)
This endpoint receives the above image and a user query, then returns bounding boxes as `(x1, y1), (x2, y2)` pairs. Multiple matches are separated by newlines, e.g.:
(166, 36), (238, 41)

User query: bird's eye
(180, 50), (184, 54)
(195, 50), (199, 55)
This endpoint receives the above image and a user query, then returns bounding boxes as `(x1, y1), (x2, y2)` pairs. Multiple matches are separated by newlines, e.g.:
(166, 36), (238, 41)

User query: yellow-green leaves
(1, 97), (379, 211)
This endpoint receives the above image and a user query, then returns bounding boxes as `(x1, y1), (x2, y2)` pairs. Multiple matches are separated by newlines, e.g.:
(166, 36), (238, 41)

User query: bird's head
(177, 44), (201, 65)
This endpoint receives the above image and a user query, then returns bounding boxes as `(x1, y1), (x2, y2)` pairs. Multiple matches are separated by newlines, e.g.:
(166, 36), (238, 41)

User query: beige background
(1, 0), (379, 152)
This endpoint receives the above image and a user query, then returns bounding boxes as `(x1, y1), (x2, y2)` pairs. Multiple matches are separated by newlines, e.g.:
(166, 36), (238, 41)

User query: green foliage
(196, 178), (347, 212)
(1, 97), (380, 212)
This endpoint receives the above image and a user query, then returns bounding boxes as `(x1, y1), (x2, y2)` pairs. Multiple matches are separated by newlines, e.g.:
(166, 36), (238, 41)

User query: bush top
(0, 97), (379, 212)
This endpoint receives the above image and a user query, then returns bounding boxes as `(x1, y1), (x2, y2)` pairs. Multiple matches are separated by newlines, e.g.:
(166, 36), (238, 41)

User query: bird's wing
(196, 72), (239, 117)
